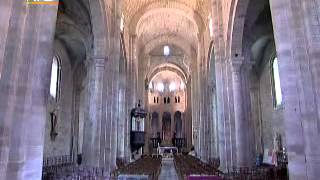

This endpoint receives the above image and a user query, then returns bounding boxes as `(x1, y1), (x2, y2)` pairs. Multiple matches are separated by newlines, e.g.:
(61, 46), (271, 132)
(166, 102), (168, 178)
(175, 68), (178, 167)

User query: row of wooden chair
(173, 155), (288, 180)
(222, 166), (288, 180)
(113, 155), (162, 180)
(174, 155), (221, 179)
(42, 165), (110, 180)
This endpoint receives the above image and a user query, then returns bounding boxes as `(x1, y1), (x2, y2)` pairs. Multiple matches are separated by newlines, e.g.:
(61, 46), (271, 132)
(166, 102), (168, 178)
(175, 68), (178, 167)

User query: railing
(43, 155), (73, 167)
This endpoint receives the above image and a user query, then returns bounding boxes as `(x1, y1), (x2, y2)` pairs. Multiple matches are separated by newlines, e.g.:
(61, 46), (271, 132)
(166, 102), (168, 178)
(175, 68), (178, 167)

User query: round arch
(142, 34), (196, 58)
(89, 0), (109, 58)
(227, 0), (251, 57)
(146, 63), (189, 85)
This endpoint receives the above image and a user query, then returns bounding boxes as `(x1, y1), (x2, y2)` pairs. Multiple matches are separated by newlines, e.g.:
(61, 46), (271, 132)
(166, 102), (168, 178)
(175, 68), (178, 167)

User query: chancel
(0, 0), (319, 180)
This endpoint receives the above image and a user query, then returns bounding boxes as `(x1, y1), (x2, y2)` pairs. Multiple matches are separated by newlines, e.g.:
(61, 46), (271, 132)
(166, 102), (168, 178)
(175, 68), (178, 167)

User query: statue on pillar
(50, 109), (58, 141)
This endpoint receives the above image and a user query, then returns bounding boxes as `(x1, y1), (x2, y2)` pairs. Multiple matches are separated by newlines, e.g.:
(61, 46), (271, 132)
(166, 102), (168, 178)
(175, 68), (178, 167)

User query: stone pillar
(208, 82), (218, 159)
(0, 0), (12, 79)
(124, 36), (132, 162)
(204, 67), (210, 161)
(242, 62), (256, 164)
(71, 87), (81, 162)
(216, 59), (235, 169)
(249, 74), (263, 155)
(132, 35), (138, 105)
(230, 58), (247, 167)
(191, 66), (199, 153)
(201, 59), (209, 162)
(82, 57), (105, 167)
(117, 53), (126, 160)
(269, 0), (320, 179)
(0, 2), (58, 179)
(186, 79), (193, 149)
(215, 60), (227, 169)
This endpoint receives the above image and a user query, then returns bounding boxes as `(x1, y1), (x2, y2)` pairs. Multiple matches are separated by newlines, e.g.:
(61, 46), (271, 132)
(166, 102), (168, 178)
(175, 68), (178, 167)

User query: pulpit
(130, 102), (147, 153)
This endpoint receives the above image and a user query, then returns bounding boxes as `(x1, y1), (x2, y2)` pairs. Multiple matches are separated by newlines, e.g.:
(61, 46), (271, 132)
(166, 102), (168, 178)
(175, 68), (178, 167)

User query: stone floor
(158, 158), (179, 180)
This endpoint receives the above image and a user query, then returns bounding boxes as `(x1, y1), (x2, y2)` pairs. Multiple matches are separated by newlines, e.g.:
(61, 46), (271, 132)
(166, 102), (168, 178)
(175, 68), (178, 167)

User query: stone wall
(44, 41), (73, 158)
(258, 42), (285, 151)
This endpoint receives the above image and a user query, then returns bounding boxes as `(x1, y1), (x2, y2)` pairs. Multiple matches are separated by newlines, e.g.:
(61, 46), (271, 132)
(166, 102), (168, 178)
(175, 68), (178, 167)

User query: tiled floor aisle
(158, 158), (179, 180)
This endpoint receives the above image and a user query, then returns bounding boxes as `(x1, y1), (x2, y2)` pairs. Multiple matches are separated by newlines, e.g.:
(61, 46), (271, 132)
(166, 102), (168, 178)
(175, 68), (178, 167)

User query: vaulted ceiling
(122, 0), (212, 55)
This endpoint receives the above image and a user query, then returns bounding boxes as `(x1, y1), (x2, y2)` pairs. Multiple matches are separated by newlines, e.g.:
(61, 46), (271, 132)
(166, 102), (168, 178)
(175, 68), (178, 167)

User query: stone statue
(50, 111), (58, 141)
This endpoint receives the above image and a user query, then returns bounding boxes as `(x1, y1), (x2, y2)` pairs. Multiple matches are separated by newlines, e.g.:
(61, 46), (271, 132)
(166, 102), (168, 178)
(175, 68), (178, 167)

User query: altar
(158, 146), (178, 158)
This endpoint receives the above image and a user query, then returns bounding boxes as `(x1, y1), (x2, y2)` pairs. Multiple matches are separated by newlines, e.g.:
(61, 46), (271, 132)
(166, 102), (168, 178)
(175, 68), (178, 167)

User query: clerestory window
(50, 56), (61, 100)
(272, 57), (283, 107)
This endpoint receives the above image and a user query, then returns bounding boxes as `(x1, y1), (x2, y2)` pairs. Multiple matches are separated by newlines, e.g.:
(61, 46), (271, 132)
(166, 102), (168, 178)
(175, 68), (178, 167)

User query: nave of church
(0, 0), (320, 179)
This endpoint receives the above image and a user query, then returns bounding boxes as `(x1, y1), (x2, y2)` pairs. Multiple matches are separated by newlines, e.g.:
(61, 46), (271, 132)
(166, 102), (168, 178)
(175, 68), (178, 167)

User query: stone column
(249, 74), (262, 155)
(0, 2), (58, 180)
(124, 36), (132, 162)
(191, 67), (199, 154)
(204, 65), (210, 161)
(230, 58), (247, 167)
(242, 62), (256, 164)
(117, 53), (126, 160)
(215, 59), (227, 169)
(208, 82), (218, 159)
(269, 0), (320, 179)
(82, 57), (105, 167)
(132, 35), (138, 105)
(0, 0), (12, 78)
(186, 79), (193, 149)
(216, 59), (235, 169)
(71, 87), (81, 162)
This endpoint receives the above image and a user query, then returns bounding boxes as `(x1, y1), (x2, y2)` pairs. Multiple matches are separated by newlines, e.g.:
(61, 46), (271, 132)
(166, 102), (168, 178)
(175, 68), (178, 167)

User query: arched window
(272, 57), (282, 107)
(120, 13), (124, 32)
(163, 45), (170, 56)
(169, 82), (176, 92)
(50, 56), (61, 100)
(208, 15), (213, 38)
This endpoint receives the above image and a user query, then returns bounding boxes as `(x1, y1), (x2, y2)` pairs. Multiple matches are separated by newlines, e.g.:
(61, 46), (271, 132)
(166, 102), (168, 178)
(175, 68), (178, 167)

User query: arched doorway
(174, 111), (182, 138)
(162, 112), (172, 144)
(151, 112), (159, 137)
